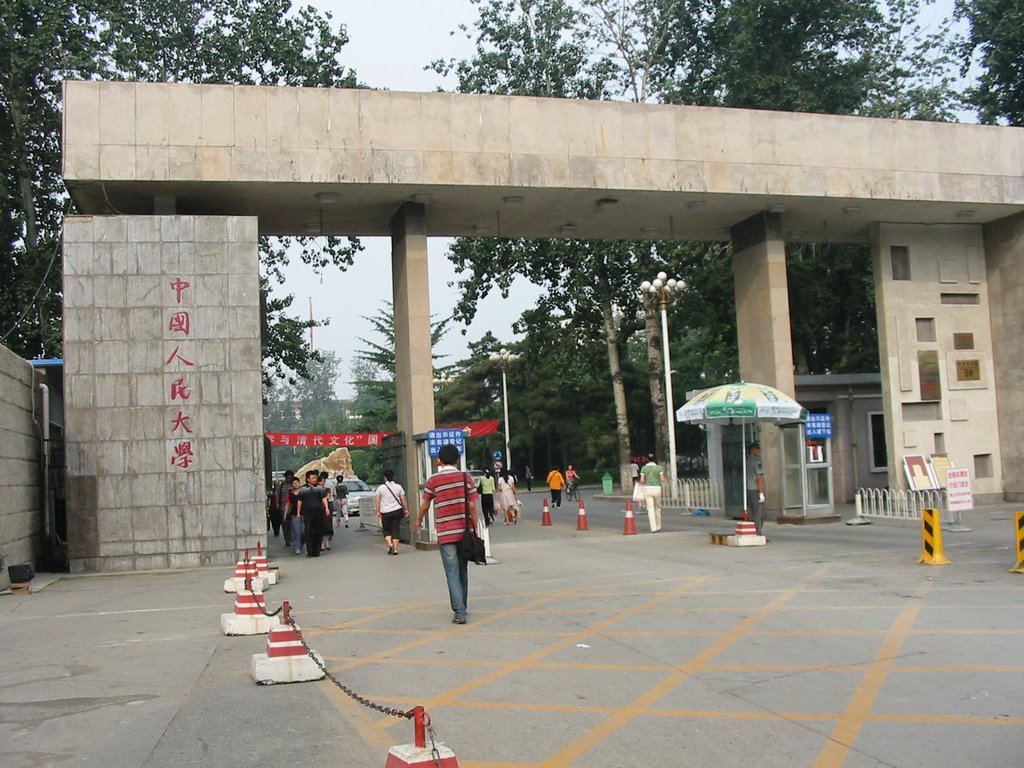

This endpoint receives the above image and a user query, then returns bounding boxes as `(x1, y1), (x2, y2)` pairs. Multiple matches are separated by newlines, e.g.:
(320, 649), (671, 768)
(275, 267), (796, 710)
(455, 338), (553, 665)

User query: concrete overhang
(62, 81), (1024, 243)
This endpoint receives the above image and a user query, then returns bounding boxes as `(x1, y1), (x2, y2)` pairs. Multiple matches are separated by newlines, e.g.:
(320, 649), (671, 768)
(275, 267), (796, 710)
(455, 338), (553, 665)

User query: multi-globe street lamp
(487, 348), (519, 472)
(640, 272), (685, 494)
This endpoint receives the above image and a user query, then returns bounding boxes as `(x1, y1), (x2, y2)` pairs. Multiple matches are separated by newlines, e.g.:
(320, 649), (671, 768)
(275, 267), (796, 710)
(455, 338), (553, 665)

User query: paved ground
(2, 492), (1023, 767)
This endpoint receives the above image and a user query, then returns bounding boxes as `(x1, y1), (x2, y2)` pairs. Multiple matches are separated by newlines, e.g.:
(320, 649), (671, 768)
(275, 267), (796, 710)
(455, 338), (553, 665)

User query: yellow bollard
(1010, 512), (1024, 574)
(917, 507), (950, 565)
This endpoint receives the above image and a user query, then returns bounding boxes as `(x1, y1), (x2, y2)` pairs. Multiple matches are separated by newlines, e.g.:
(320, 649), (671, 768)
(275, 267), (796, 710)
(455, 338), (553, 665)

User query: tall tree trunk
(600, 300), (633, 491)
(644, 295), (668, 463)
(8, 92), (38, 248)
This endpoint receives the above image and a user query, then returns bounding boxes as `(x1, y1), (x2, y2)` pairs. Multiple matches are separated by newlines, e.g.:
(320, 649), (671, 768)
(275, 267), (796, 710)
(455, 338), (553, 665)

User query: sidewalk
(2, 496), (1022, 767)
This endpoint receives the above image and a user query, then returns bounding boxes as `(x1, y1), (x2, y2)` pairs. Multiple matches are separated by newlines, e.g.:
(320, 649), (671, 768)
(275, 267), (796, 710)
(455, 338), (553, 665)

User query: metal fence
(854, 487), (948, 523)
(664, 477), (723, 514)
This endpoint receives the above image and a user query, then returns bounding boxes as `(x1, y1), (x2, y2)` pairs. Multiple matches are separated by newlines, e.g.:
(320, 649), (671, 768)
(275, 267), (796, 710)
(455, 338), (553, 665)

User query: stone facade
(872, 223), (1003, 500)
(0, 344), (41, 585)
(62, 215), (263, 571)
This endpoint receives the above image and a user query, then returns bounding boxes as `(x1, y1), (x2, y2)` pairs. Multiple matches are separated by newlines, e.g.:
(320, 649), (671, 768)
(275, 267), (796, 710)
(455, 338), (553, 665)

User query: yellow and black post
(1010, 512), (1024, 574)
(917, 507), (950, 565)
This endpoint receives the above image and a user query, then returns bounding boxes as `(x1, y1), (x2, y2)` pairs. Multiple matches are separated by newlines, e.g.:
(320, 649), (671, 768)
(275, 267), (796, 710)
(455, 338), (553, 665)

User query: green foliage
(0, 0), (359, 382)
(957, 0), (1024, 124)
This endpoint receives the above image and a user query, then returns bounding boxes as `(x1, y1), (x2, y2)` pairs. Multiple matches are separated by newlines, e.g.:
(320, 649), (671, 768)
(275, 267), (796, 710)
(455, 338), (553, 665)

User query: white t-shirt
(375, 481), (406, 513)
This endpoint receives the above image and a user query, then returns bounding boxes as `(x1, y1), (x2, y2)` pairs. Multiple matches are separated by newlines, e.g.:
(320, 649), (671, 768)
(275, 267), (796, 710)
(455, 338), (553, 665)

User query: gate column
(391, 202), (435, 503)
(731, 211), (796, 510)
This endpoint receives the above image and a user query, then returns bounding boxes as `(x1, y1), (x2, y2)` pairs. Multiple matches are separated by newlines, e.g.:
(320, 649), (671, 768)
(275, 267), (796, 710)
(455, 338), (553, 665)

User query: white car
(339, 478), (375, 516)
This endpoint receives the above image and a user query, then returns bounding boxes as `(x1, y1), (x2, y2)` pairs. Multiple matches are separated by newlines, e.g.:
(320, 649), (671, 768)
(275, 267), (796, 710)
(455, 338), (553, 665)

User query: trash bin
(602, 472), (613, 495)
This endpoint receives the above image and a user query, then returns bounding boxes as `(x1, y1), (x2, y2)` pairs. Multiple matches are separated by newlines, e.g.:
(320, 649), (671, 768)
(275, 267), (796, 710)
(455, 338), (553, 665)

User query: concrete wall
(62, 215), (264, 572)
(0, 344), (41, 586)
(985, 212), (1024, 500)
(872, 223), (1003, 501)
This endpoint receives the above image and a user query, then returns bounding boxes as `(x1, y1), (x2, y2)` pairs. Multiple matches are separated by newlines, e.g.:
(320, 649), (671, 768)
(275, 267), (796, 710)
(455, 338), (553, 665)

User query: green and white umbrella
(676, 381), (808, 517)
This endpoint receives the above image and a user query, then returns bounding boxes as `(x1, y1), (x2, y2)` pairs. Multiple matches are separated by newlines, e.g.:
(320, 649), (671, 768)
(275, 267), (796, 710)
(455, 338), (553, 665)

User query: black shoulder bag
(457, 472), (487, 565)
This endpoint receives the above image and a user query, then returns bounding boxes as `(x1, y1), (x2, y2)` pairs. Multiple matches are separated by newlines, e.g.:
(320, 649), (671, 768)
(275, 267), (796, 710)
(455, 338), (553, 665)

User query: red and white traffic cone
(385, 706), (460, 767)
(576, 499), (589, 531)
(541, 499), (552, 527)
(623, 501), (638, 535)
(729, 510), (765, 546)
(221, 582), (280, 635)
(251, 602), (325, 684)
(252, 540), (278, 585)
(224, 549), (269, 593)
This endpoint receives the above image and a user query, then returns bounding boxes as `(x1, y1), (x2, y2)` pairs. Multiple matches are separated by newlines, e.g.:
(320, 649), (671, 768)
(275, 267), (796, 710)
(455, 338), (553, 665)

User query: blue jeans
(289, 515), (304, 553)
(439, 543), (469, 619)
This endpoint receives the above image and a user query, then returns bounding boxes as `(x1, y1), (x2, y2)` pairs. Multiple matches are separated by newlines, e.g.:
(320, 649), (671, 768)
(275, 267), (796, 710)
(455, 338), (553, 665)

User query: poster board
(945, 467), (974, 512)
(902, 454), (940, 491)
(929, 453), (953, 488)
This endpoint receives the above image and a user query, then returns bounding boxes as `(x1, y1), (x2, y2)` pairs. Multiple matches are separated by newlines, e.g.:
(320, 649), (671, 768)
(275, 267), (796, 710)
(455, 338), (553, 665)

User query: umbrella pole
(741, 427), (748, 521)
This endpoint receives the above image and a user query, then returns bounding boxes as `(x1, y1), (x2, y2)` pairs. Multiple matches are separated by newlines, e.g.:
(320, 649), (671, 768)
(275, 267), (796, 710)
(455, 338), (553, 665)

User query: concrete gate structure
(60, 80), (1024, 571)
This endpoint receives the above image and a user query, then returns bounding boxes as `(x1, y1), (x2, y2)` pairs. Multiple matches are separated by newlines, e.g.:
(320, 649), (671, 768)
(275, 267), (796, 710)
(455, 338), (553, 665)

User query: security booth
(779, 413), (838, 522)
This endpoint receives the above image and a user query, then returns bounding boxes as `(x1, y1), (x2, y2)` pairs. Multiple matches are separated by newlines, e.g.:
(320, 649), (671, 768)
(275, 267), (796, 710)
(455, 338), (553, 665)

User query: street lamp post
(640, 272), (685, 497)
(488, 348), (519, 472)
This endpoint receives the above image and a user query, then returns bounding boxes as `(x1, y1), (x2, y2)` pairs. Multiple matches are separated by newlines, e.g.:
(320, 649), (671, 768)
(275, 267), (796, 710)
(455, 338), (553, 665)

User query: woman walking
(498, 468), (519, 524)
(375, 469), (409, 555)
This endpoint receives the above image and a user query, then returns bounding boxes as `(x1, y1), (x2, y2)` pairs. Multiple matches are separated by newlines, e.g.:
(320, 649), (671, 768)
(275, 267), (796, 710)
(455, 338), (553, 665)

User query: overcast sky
(276, 1), (542, 397)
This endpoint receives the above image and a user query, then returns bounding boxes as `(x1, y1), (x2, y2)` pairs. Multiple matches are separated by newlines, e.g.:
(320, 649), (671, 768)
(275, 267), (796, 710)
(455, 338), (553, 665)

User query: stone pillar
(985, 212), (1024, 500)
(62, 215), (264, 571)
(731, 211), (795, 509)
(391, 203), (435, 508)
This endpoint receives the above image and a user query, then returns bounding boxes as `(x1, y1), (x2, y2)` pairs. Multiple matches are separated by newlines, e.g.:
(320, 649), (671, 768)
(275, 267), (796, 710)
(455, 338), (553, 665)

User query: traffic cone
(221, 584), (280, 635)
(623, 501), (638, 535)
(224, 548), (269, 593)
(252, 540), (278, 585)
(385, 707), (461, 767)
(541, 499), (552, 526)
(727, 509), (765, 546)
(576, 500), (589, 531)
(251, 602), (325, 684)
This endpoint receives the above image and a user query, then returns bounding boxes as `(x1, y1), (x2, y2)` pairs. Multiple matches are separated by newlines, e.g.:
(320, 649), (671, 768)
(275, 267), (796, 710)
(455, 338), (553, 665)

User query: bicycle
(565, 477), (580, 502)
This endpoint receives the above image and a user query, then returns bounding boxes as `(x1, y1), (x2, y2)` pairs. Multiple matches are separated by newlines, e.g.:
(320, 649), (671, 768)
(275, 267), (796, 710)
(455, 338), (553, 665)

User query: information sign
(945, 467), (974, 512)
(427, 428), (466, 457)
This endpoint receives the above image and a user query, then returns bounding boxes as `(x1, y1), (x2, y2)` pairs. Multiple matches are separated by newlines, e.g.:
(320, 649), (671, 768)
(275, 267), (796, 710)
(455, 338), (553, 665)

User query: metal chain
(286, 613), (414, 720)
(428, 725), (442, 768)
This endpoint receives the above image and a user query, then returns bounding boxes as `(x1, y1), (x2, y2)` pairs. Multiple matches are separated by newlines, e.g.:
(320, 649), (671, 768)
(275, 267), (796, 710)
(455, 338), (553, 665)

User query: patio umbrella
(676, 381), (808, 516)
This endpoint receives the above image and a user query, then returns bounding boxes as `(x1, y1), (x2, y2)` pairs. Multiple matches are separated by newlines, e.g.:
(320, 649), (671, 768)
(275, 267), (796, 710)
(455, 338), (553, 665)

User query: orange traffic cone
(576, 500), (589, 531)
(541, 499), (552, 526)
(623, 501), (637, 535)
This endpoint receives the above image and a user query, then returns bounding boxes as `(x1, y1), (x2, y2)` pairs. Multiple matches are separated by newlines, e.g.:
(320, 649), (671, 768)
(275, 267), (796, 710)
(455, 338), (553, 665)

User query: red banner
(264, 420), (499, 448)
(264, 432), (389, 448)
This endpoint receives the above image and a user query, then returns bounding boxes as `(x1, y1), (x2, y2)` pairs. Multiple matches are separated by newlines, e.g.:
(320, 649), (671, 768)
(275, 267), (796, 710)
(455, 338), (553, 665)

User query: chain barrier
(284, 606), (416, 721)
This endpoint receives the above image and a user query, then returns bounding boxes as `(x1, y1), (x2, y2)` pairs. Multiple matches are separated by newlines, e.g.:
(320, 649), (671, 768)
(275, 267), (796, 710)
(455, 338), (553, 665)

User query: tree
(0, 0), (360, 385)
(957, 0), (1024, 124)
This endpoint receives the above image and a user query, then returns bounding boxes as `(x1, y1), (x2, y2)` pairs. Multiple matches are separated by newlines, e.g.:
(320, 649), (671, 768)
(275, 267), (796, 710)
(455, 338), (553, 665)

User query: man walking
(640, 454), (665, 533)
(417, 445), (478, 624)
(296, 470), (328, 557)
(746, 442), (766, 536)
(546, 465), (566, 508)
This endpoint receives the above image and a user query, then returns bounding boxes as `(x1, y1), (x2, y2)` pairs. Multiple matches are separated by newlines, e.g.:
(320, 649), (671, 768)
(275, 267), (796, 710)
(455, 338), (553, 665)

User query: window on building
(975, 454), (993, 479)
(868, 412), (887, 472)
(890, 246), (910, 280)
(916, 318), (936, 342)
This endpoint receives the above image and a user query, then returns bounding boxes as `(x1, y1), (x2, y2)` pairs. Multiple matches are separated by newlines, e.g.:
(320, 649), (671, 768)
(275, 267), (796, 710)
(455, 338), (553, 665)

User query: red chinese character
(295, 435), (308, 447)
(328, 436), (341, 446)
(170, 377), (191, 401)
(344, 435), (356, 446)
(170, 278), (191, 304)
(168, 311), (191, 336)
(171, 442), (194, 469)
(312, 435), (324, 446)
(165, 346), (194, 367)
(280, 435), (291, 446)
(170, 410), (193, 434)
(367, 434), (380, 446)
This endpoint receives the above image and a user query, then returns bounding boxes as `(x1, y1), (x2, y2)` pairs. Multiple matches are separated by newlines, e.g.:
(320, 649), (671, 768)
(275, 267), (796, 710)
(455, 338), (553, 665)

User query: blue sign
(493, 451), (502, 460)
(805, 413), (833, 439)
(427, 428), (466, 457)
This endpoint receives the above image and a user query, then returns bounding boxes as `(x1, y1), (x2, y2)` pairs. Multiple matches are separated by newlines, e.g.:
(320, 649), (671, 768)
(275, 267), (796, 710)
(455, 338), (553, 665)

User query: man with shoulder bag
(417, 444), (480, 625)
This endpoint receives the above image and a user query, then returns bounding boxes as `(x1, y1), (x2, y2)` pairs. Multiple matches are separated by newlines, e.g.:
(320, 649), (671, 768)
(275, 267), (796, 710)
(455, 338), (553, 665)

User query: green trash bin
(602, 472), (613, 495)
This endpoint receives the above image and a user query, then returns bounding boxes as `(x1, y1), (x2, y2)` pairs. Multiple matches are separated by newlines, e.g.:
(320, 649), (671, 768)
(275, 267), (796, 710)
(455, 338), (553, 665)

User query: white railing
(854, 487), (946, 522)
(664, 477), (723, 513)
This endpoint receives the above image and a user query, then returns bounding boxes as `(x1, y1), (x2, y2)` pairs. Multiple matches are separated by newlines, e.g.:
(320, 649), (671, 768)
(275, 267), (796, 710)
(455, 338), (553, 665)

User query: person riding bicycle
(565, 465), (580, 500)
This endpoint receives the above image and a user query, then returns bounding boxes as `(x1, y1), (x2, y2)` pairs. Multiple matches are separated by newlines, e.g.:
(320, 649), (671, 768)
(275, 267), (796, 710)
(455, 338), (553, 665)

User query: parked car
(340, 478), (375, 516)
